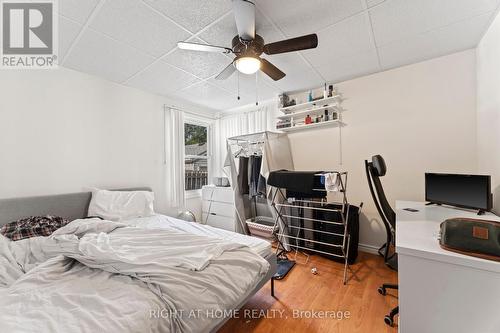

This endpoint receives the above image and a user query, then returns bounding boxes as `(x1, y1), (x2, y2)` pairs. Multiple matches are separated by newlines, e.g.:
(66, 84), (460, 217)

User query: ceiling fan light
(235, 56), (261, 74)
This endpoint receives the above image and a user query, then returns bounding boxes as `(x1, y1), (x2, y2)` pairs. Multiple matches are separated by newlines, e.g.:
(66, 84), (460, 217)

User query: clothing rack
(227, 133), (267, 158)
(226, 133), (268, 230)
(227, 131), (280, 143)
(270, 171), (352, 284)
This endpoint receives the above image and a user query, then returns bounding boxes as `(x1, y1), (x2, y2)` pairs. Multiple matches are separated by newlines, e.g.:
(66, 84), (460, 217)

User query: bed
(0, 188), (277, 332)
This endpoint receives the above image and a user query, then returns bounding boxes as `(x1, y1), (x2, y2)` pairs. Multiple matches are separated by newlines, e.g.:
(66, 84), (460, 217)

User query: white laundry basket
(246, 216), (276, 239)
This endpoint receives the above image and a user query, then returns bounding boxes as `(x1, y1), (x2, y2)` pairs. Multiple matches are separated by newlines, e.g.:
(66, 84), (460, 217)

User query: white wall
(0, 67), (212, 217)
(286, 50), (478, 249)
(477, 10), (500, 214)
(0, 49), (480, 242)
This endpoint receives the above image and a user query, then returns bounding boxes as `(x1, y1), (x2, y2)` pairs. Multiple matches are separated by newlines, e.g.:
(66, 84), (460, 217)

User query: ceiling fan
(177, 0), (318, 81)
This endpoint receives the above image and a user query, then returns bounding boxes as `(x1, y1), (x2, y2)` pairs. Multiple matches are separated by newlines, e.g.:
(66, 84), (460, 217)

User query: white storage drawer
(202, 201), (235, 218)
(202, 213), (236, 232)
(202, 185), (238, 232)
(202, 185), (234, 203)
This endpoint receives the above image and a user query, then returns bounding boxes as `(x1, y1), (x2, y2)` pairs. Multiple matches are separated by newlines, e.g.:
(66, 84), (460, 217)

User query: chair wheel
(378, 287), (386, 295)
(384, 315), (394, 326)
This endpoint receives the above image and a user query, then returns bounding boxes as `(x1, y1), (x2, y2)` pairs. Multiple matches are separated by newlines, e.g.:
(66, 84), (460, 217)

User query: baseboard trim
(358, 243), (380, 255)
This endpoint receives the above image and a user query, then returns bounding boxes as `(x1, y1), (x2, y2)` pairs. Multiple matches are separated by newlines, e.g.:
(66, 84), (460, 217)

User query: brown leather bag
(439, 218), (500, 262)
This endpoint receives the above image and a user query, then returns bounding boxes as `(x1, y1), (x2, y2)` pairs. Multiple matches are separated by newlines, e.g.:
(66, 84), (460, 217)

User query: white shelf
(277, 105), (342, 120)
(278, 119), (344, 132)
(280, 95), (341, 114)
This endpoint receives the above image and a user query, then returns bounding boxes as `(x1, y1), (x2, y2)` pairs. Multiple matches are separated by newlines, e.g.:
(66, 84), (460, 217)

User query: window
(184, 122), (209, 191)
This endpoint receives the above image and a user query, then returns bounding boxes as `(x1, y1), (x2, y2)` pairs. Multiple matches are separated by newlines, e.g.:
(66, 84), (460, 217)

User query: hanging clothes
(257, 174), (267, 197)
(224, 132), (294, 239)
(322, 172), (341, 192)
(248, 155), (263, 197)
(238, 156), (250, 195)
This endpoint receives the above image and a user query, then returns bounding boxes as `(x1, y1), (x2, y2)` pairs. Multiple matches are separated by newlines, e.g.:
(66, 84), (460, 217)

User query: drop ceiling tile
(212, 92), (260, 111)
(174, 82), (236, 110)
(314, 49), (380, 83)
(370, 0), (499, 46)
(64, 29), (155, 83)
(197, 13), (236, 49)
(142, 0), (232, 34)
(199, 8), (282, 50)
(210, 71), (280, 101)
(126, 60), (200, 96)
(227, 95), (258, 109)
(254, 7), (286, 43)
(273, 67), (324, 93)
(90, 0), (190, 57)
(59, 15), (82, 60)
(163, 38), (232, 79)
(302, 12), (374, 68)
(265, 52), (317, 78)
(55, 0), (500, 112)
(378, 13), (492, 70)
(366, 0), (386, 7)
(255, 0), (365, 37)
(58, 0), (99, 24)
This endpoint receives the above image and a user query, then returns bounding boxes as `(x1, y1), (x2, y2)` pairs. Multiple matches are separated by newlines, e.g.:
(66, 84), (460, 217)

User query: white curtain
(213, 99), (278, 177)
(164, 106), (185, 212)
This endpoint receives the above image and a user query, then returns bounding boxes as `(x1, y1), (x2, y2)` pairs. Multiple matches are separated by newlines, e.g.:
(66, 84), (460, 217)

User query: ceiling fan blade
(215, 62), (236, 80)
(260, 58), (286, 81)
(232, 0), (255, 40)
(177, 41), (232, 54)
(263, 34), (318, 55)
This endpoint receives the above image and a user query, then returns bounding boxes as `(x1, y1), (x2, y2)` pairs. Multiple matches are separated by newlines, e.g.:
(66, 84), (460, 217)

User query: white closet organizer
(201, 185), (237, 232)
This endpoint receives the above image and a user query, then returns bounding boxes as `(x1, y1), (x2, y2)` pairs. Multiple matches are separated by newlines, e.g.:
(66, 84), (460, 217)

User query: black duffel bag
(439, 218), (500, 261)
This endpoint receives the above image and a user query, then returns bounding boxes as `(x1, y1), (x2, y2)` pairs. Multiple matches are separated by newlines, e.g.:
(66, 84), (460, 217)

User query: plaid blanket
(0, 216), (70, 241)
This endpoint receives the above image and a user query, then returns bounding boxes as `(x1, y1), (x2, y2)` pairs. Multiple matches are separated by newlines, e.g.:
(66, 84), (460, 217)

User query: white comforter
(0, 219), (270, 333)
(122, 214), (272, 257)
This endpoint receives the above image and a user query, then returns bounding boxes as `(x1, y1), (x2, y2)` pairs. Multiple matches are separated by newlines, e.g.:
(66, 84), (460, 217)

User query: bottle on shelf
(305, 115), (312, 124)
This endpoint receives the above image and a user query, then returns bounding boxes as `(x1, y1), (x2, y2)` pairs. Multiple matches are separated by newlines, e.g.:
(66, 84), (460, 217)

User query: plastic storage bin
(246, 216), (276, 239)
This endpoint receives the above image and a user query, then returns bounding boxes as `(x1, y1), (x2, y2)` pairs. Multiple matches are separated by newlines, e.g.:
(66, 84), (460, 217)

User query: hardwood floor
(218, 251), (398, 333)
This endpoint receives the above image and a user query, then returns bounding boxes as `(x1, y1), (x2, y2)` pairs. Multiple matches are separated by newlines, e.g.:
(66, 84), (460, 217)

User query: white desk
(396, 201), (500, 333)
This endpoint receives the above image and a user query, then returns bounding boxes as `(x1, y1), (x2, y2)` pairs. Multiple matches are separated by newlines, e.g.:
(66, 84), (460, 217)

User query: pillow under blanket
(87, 189), (155, 221)
(0, 216), (70, 241)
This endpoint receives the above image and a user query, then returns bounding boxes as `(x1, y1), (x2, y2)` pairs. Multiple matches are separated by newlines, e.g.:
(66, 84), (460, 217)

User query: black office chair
(365, 155), (399, 327)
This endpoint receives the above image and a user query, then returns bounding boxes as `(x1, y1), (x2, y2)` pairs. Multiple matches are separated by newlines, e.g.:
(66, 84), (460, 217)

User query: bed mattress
(123, 214), (273, 258)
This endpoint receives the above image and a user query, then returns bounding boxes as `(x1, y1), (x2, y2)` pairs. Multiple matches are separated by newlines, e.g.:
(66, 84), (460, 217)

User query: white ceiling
(58, 0), (500, 111)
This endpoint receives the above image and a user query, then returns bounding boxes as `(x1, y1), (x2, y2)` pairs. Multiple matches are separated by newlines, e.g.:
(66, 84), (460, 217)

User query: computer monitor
(425, 173), (492, 213)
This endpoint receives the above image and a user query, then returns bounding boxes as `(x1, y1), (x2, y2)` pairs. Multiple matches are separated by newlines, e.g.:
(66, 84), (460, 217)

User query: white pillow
(87, 189), (155, 221)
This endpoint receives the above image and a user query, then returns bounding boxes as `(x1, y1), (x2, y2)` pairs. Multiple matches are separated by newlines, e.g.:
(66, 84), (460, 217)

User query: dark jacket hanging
(238, 156), (250, 195)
